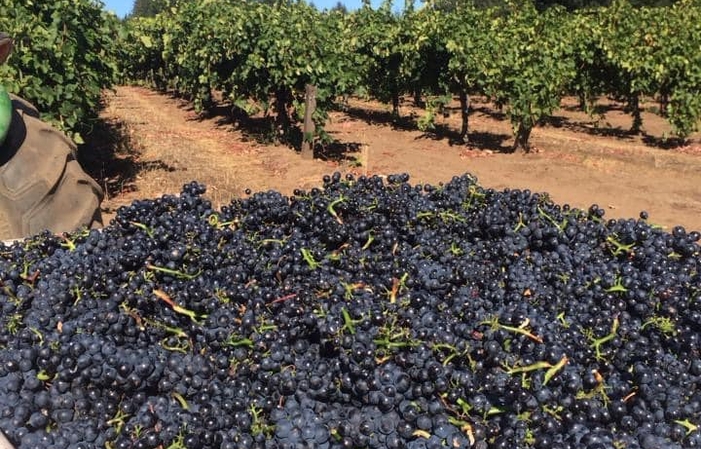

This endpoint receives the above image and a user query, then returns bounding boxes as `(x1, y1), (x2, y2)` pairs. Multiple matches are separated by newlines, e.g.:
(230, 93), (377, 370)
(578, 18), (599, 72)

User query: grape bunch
(1, 172), (700, 449)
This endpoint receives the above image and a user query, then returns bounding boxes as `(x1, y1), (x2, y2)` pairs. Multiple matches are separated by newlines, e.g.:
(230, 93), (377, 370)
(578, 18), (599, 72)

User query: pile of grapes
(1, 173), (700, 449)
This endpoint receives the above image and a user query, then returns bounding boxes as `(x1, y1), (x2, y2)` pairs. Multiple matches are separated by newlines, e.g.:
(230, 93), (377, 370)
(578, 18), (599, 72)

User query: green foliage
(442, 5), (490, 94)
(437, 4), (494, 141)
(427, 0), (508, 12)
(329, 1), (349, 13)
(534, 0), (681, 9)
(402, 7), (450, 104)
(566, 11), (613, 114)
(120, 0), (701, 151)
(0, 0), (122, 142)
(121, 0), (364, 145)
(349, 2), (432, 115)
(130, 0), (169, 17)
(119, 16), (168, 89)
(593, 0), (701, 136)
(482, 3), (578, 151)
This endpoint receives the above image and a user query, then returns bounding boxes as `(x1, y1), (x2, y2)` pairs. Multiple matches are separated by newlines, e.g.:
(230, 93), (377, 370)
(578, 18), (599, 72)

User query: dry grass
(87, 89), (244, 222)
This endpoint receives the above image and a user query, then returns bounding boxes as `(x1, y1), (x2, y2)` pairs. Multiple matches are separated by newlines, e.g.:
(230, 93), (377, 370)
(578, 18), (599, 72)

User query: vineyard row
(120, 0), (701, 152)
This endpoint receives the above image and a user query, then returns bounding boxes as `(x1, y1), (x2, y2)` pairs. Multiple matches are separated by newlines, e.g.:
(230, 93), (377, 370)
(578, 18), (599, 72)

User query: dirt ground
(84, 86), (701, 232)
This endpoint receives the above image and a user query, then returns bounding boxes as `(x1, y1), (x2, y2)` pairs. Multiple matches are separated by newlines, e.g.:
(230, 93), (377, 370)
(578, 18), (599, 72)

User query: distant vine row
(120, 0), (701, 152)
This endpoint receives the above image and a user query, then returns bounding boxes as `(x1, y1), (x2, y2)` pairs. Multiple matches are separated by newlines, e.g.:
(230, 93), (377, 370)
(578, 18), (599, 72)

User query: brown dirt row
(88, 86), (701, 232)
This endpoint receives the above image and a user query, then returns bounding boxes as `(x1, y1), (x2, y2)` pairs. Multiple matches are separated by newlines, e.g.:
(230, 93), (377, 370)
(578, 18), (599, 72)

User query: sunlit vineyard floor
(89, 86), (701, 232)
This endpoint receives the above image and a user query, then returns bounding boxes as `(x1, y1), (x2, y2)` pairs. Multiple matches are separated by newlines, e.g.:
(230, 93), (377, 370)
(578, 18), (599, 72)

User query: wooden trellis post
(301, 84), (316, 159)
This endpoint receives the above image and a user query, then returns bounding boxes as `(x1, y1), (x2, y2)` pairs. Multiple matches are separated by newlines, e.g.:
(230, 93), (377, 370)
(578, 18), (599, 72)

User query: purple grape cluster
(1, 173), (700, 449)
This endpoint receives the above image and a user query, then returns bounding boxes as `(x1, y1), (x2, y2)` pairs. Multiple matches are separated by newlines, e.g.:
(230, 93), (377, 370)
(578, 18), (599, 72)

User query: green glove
(0, 32), (13, 146)
(0, 85), (11, 146)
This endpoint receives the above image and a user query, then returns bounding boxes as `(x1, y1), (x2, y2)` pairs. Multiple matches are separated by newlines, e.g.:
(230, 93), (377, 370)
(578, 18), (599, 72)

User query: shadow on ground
(342, 105), (515, 153)
(184, 101), (294, 146)
(542, 113), (690, 149)
(78, 116), (176, 203)
(161, 91), (518, 156)
(340, 106), (418, 133)
(315, 140), (363, 162)
(172, 99), (370, 162)
(156, 90), (693, 159)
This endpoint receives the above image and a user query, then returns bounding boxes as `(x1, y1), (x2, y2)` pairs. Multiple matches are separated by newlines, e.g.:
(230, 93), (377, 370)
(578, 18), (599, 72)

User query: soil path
(95, 86), (701, 232)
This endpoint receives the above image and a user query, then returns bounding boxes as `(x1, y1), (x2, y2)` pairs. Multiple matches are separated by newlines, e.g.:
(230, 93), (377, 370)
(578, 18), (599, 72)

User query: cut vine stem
(483, 317), (544, 343)
(589, 314), (620, 360)
(267, 293), (297, 305)
(153, 289), (207, 322)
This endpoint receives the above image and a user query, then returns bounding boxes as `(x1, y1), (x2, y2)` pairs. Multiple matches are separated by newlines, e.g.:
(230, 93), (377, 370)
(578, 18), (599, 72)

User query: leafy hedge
(121, 0), (701, 152)
(0, 0), (122, 142)
(121, 1), (363, 146)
